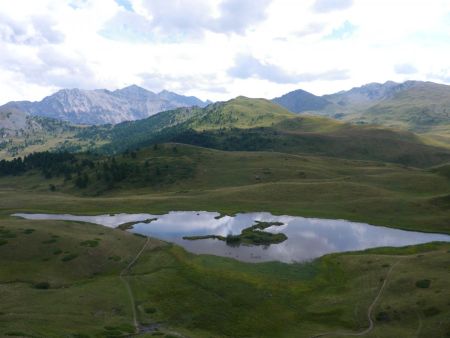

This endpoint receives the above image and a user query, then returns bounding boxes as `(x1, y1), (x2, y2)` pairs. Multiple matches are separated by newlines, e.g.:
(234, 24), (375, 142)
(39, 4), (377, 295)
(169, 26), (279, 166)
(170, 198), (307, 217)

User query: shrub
(145, 307), (157, 314)
(62, 253), (78, 262)
(108, 256), (121, 261)
(375, 311), (390, 322)
(415, 279), (431, 288)
(225, 235), (241, 244)
(34, 282), (50, 289)
(423, 306), (440, 317)
(116, 324), (134, 333)
(101, 329), (122, 337)
(42, 239), (57, 244)
(0, 230), (16, 238)
(5, 332), (30, 337)
(80, 240), (99, 248)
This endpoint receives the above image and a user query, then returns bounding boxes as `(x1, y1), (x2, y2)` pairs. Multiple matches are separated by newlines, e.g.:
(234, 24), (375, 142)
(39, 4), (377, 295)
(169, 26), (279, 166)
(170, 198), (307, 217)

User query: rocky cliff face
(323, 81), (418, 109)
(1, 85), (209, 125)
(0, 108), (42, 138)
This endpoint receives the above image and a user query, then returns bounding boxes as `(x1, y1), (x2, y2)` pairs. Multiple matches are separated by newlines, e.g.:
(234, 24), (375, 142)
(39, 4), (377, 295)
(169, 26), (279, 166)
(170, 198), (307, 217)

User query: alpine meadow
(0, 1), (449, 338)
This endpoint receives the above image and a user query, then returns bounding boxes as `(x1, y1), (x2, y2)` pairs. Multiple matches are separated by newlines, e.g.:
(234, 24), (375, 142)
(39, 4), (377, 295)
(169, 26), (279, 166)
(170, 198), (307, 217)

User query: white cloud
(0, 13), (64, 45)
(101, 0), (272, 42)
(0, 0), (450, 104)
(228, 54), (349, 84)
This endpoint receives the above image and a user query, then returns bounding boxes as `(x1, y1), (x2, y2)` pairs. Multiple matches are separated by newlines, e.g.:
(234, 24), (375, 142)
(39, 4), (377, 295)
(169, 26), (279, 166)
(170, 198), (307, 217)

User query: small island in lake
(118, 218), (158, 230)
(183, 221), (287, 246)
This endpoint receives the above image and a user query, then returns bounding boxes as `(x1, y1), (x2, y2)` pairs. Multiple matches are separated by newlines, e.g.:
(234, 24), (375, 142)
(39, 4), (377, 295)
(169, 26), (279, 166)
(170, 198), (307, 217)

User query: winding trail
(310, 260), (400, 338)
(415, 310), (423, 338)
(120, 237), (150, 333)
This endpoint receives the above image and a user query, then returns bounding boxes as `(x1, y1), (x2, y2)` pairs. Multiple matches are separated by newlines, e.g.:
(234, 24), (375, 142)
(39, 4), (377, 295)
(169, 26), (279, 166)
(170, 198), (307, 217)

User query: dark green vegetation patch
(0, 147), (196, 194)
(415, 279), (431, 288)
(80, 239), (99, 247)
(61, 253), (78, 262)
(184, 221), (287, 246)
(33, 282), (50, 290)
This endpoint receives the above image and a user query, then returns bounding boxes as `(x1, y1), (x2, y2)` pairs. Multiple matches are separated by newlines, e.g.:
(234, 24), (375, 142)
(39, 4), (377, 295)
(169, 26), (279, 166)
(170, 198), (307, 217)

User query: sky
(1, 0), (450, 103)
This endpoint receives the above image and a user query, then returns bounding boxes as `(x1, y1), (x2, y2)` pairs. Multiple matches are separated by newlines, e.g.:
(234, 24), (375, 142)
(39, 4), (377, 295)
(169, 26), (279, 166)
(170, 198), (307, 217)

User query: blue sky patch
(115, 0), (134, 12)
(325, 20), (357, 40)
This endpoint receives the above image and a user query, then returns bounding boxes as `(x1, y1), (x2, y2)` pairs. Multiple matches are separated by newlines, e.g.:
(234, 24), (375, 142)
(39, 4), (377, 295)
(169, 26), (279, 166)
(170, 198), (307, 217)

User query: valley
(0, 83), (449, 338)
(1, 209), (449, 337)
(2, 1), (450, 336)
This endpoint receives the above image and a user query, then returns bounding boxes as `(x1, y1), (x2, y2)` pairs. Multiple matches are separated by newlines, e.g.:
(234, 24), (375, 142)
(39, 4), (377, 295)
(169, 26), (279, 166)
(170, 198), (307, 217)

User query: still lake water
(13, 211), (450, 263)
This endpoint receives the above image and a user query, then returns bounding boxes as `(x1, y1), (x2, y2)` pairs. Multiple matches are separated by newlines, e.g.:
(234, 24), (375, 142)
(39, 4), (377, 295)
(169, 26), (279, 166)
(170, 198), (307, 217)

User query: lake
(13, 211), (450, 263)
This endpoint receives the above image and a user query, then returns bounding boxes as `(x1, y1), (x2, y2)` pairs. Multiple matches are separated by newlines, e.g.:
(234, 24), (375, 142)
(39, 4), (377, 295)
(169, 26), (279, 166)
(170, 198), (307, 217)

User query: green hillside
(0, 108), (88, 159)
(1, 142), (449, 336)
(275, 82), (450, 148)
(272, 88), (333, 113)
(1, 211), (448, 337)
(73, 97), (450, 168)
(188, 96), (295, 130)
(326, 82), (450, 147)
(1, 143), (449, 233)
(5, 96), (449, 168)
(1, 102), (449, 337)
(80, 97), (295, 152)
(348, 82), (450, 133)
(167, 121), (450, 168)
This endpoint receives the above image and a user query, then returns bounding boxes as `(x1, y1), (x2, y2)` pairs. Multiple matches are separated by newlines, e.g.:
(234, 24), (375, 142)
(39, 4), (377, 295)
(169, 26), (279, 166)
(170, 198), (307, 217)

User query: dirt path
(415, 310), (423, 338)
(120, 237), (150, 333)
(310, 260), (400, 338)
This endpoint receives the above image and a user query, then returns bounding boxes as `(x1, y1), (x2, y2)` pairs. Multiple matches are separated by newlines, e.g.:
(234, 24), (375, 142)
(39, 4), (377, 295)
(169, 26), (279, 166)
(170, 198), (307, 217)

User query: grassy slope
(0, 215), (159, 337)
(0, 213), (448, 338)
(0, 145), (448, 337)
(0, 97), (449, 336)
(1, 144), (449, 233)
(188, 96), (294, 130)
(85, 97), (450, 168)
(85, 97), (296, 154)
(4, 96), (449, 168)
(332, 83), (450, 148)
(0, 110), (91, 160)
(357, 83), (450, 132)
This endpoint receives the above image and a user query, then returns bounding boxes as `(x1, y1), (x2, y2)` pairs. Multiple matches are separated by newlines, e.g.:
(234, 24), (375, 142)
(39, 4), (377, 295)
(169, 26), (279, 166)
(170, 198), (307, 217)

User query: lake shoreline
(12, 211), (450, 264)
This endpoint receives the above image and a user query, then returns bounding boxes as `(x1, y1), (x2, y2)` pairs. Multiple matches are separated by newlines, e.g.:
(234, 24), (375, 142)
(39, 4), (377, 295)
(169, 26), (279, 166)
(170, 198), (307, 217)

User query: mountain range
(1, 85), (209, 125)
(273, 81), (450, 129)
(1, 80), (449, 160)
(273, 80), (426, 115)
(72, 96), (450, 168)
(2, 80), (449, 133)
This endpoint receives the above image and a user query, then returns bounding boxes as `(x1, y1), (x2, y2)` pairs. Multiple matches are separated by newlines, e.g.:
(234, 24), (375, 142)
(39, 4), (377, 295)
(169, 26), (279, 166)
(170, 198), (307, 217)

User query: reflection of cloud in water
(14, 211), (450, 263)
(13, 213), (156, 228)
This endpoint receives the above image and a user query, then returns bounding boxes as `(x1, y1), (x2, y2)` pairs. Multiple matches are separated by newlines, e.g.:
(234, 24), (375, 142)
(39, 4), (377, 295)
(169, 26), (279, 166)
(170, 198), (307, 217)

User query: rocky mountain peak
(0, 85), (209, 125)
